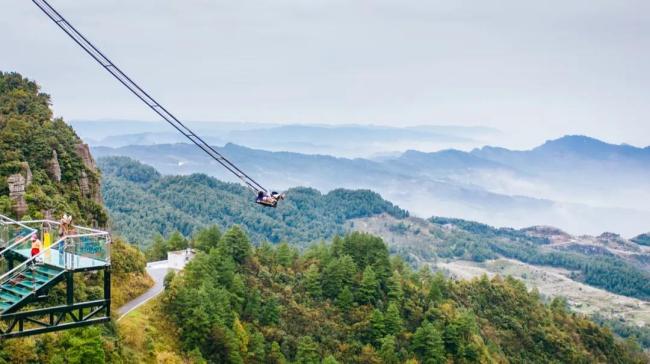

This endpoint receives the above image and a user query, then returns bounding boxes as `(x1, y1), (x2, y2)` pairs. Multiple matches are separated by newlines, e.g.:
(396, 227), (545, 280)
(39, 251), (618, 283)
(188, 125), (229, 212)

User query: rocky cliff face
(75, 143), (103, 204)
(7, 173), (27, 216)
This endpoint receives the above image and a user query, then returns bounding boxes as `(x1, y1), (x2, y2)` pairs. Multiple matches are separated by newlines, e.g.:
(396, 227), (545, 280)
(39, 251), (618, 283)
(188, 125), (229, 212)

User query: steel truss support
(0, 299), (110, 338)
(0, 268), (112, 339)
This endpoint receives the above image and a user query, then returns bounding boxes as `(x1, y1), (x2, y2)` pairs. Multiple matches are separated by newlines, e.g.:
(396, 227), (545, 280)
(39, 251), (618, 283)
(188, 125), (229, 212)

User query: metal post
(66, 272), (74, 305)
(104, 268), (111, 313)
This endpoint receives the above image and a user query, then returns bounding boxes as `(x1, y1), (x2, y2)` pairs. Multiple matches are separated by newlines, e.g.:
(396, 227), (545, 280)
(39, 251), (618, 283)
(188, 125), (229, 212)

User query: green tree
(194, 225), (221, 252)
(267, 341), (287, 364)
(412, 321), (445, 364)
(336, 286), (354, 311)
(261, 297), (280, 325)
(145, 234), (168, 261)
(331, 235), (345, 257)
(387, 270), (403, 303)
(304, 263), (323, 299)
(276, 242), (294, 267)
(322, 355), (340, 364)
(370, 309), (386, 344)
(357, 344), (382, 364)
(296, 336), (320, 364)
(379, 335), (399, 364)
(50, 327), (105, 364)
(220, 226), (252, 264)
(232, 317), (249, 358)
(384, 302), (403, 336)
(322, 255), (356, 299)
(247, 330), (266, 364)
(257, 241), (275, 266)
(358, 266), (380, 304)
(167, 230), (189, 251)
(429, 272), (446, 303)
(243, 288), (262, 321)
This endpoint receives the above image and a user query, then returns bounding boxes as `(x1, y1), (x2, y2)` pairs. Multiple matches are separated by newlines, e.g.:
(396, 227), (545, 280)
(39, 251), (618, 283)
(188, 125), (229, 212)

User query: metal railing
(0, 215), (37, 257)
(0, 216), (110, 290)
(18, 219), (111, 269)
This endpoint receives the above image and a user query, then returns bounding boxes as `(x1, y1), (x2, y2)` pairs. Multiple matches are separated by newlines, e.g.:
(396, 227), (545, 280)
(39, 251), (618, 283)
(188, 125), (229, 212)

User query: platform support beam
(0, 300), (110, 339)
(104, 268), (111, 313)
(65, 271), (74, 305)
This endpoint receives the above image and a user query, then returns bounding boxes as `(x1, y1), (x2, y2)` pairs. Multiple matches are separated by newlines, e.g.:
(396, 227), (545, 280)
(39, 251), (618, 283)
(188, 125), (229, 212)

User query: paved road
(117, 260), (171, 321)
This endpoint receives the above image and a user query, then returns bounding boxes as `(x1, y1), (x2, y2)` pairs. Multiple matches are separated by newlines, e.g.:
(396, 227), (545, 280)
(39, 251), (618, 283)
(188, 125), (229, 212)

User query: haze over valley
(79, 120), (650, 237)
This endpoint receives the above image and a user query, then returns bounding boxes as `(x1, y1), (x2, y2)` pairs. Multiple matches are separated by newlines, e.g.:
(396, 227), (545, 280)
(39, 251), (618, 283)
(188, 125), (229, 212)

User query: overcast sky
(2, 0), (649, 148)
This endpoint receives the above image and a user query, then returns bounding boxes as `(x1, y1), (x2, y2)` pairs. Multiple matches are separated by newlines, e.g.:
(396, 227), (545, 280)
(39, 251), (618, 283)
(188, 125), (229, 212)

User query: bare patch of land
(436, 258), (650, 325)
(348, 214), (650, 326)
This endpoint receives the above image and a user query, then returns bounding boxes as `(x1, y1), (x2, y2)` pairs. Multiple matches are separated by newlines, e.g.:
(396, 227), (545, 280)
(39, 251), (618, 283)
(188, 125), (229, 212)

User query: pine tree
(232, 317), (249, 357)
(358, 266), (379, 304)
(331, 235), (345, 257)
(336, 286), (354, 311)
(247, 330), (266, 364)
(357, 344), (382, 364)
(243, 288), (262, 321)
(276, 242), (294, 267)
(412, 321), (445, 364)
(304, 263), (322, 299)
(167, 231), (189, 251)
(428, 272), (446, 303)
(296, 336), (320, 364)
(323, 255), (356, 299)
(146, 234), (168, 261)
(194, 225), (221, 252)
(370, 309), (386, 344)
(219, 226), (252, 264)
(384, 302), (403, 336)
(387, 270), (404, 303)
(322, 355), (340, 364)
(257, 241), (275, 266)
(267, 341), (286, 364)
(261, 297), (280, 325)
(379, 335), (399, 364)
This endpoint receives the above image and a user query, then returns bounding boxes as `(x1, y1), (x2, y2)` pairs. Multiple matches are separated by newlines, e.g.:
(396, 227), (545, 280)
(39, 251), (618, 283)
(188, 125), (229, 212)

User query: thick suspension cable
(31, 0), (267, 193)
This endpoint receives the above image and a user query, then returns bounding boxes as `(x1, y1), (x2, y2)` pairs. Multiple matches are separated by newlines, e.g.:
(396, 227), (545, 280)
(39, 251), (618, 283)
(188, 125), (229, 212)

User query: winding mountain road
(117, 260), (171, 321)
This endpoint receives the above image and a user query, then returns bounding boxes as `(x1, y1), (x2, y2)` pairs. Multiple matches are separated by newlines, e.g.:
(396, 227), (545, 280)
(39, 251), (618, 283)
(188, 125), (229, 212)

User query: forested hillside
(99, 156), (407, 247)
(0, 72), (106, 225)
(352, 215), (650, 301)
(159, 226), (647, 363)
(0, 71), (153, 363)
(427, 217), (650, 300)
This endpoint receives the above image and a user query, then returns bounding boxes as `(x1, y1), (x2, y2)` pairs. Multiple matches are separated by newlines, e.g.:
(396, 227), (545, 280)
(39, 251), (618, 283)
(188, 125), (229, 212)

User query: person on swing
(256, 191), (285, 207)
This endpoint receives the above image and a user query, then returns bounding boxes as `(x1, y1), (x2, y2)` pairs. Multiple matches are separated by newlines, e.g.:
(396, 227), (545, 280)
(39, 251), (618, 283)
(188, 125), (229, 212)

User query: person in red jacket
(30, 234), (42, 263)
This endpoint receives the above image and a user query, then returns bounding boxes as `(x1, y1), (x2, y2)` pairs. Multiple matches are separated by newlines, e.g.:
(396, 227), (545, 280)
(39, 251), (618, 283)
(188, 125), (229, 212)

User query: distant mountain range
(70, 119), (500, 157)
(92, 135), (650, 236)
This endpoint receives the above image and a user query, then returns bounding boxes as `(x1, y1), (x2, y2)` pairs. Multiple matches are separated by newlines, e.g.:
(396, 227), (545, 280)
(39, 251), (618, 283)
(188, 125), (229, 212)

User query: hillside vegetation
(351, 215), (650, 302)
(0, 72), (152, 363)
(160, 226), (647, 363)
(99, 156), (407, 248)
(0, 72), (106, 225)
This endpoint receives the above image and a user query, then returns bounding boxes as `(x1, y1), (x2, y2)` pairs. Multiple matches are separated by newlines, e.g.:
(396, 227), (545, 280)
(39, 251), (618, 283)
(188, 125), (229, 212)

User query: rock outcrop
(79, 170), (91, 196)
(75, 143), (103, 204)
(21, 162), (32, 187)
(48, 149), (62, 182)
(7, 173), (27, 217)
(75, 143), (96, 170)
